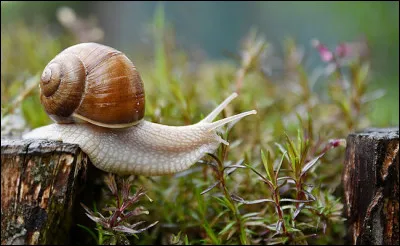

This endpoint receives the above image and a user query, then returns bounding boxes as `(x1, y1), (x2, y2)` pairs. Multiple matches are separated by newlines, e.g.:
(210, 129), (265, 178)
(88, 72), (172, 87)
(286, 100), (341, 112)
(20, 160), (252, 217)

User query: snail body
(23, 43), (257, 176)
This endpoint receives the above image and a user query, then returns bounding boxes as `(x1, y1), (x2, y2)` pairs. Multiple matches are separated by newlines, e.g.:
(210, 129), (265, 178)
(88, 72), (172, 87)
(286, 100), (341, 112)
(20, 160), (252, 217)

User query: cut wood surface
(1, 139), (89, 245)
(343, 127), (399, 245)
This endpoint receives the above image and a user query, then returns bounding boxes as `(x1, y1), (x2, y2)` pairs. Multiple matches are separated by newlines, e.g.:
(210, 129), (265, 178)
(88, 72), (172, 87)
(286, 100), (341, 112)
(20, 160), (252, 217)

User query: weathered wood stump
(343, 127), (399, 245)
(1, 139), (89, 245)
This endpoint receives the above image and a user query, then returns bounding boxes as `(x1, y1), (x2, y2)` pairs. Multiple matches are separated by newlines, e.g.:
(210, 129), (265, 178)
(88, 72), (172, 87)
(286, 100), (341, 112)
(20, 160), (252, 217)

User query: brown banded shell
(39, 42), (145, 128)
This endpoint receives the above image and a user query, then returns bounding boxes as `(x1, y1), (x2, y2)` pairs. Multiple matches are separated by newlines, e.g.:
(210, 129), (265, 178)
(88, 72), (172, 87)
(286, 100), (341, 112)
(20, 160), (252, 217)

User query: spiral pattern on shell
(39, 43), (145, 128)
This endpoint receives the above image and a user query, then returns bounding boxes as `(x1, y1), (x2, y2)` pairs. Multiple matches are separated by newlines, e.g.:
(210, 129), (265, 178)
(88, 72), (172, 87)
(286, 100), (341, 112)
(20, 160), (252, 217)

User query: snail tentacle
(201, 92), (238, 123)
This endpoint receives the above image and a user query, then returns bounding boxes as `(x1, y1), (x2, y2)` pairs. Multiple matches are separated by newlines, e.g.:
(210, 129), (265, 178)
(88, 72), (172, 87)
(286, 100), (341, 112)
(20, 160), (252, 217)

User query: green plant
(79, 174), (158, 245)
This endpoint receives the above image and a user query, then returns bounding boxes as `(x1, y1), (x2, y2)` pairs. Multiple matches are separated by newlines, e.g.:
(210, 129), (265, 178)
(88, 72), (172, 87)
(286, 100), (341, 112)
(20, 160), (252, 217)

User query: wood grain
(343, 127), (399, 245)
(1, 139), (88, 245)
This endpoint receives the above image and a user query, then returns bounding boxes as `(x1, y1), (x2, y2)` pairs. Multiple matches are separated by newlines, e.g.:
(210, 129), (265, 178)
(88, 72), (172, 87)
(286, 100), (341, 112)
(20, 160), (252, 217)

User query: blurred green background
(1, 1), (399, 126)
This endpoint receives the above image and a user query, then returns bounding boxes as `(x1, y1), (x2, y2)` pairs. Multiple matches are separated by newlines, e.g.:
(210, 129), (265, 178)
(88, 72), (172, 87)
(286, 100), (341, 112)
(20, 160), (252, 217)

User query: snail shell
(39, 42), (145, 128)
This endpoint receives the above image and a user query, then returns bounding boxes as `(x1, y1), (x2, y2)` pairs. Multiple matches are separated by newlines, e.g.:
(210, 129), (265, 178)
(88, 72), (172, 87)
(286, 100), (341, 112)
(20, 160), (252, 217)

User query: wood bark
(1, 139), (89, 245)
(343, 127), (399, 245)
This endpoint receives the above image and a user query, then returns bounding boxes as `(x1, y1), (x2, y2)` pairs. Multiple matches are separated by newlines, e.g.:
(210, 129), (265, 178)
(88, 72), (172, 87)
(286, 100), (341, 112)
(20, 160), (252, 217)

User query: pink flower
(335, 43), (352, 58)
(329, 139), (346, 148)
(334, 38), (370, 60)
(311, 39), (333, 62)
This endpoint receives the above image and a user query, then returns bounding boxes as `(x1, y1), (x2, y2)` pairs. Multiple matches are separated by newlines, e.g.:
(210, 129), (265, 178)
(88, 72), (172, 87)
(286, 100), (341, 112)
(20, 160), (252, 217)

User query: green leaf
(301, 152), (325, 177)
(200, 181), (221, 195)
(280, 198), (313, 203)
(244, 221), (267, 227)
(212, 196), (235, 212)
(244, 163), (274, 190)
(203, 222), (220, 245)
(184, 234), (190, 245)
(275, 151), (287, 181)
(261, 149), (276, 186)
(297, 128), (303, 158)
(284, 133), (298, 173)
(274, 143), (290, 163)
(299, 138), (310, 170)
(242, 212), (261, 219)
(214, 209), (230, 222)
(231, 194), (275, 205)
(285, 132), (299, 159)
(286, 227), (302, 232)
(219, 221), (236, 236)
(280, 204), (297, 211)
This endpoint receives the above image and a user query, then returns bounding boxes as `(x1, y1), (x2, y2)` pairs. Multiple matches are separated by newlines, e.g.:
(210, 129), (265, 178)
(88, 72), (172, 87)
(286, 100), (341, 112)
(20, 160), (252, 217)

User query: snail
(22, 42), (257, 176)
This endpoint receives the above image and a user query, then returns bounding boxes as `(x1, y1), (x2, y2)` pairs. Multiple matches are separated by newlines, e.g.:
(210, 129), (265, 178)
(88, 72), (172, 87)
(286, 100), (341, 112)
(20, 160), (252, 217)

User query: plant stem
(273, 190), (287, 234)
(221, 180), (248, 244)
(217, 139), (248, 244)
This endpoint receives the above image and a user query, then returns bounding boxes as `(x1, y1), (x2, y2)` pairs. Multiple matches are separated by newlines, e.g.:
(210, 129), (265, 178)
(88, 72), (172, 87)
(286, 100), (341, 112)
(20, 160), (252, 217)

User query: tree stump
(343, 127), (399, 245)
(1, 139), (89, 245)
